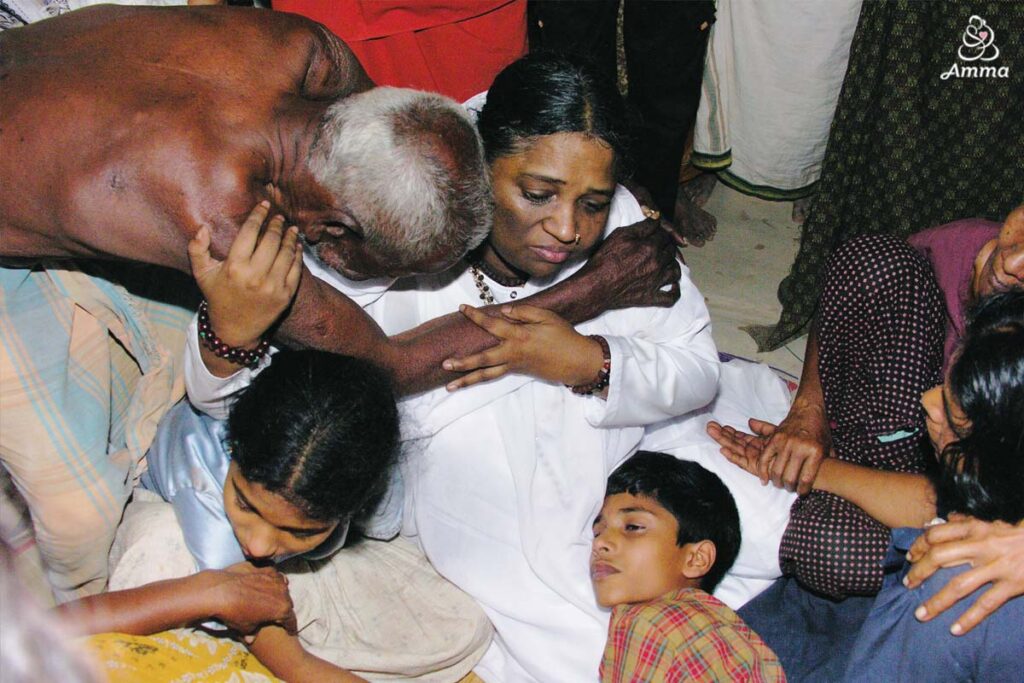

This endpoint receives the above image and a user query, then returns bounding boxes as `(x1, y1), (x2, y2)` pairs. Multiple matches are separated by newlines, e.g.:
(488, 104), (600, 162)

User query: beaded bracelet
(570, 335), (611, 396)
(197, 300), (271, 369)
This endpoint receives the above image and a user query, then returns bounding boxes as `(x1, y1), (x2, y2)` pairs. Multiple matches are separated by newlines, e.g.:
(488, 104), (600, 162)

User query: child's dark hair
(607, 451), (741, 592)
(477, 51), (636, 182)
(226, 350), (400, 524)
(934, 291), (1024, 523)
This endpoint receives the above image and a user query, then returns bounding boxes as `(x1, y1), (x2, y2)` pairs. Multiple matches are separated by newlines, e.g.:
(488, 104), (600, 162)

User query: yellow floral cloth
(80, 629), (280, 683)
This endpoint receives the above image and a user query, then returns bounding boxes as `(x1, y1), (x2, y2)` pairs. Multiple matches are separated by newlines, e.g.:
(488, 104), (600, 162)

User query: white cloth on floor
(642, 358), (797, 609)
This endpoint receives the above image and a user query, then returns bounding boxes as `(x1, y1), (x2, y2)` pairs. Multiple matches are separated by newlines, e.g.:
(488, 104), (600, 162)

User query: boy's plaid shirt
(601, 588), (786, 682)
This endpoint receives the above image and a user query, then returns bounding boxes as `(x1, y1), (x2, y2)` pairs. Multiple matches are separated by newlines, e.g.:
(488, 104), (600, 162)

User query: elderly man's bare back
(1, 5), (368, 267)
(0, 6), (681, 395)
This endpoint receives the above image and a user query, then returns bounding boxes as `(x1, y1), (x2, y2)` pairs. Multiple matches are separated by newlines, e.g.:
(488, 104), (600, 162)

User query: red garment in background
(275, 0), (527, 102)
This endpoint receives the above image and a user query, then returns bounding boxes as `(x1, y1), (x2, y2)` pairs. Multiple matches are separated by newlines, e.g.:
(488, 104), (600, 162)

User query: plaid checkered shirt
(601, 588), (786, 682)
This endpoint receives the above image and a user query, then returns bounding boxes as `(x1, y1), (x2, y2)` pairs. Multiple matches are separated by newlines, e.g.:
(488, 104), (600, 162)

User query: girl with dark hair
(713, 291), (1024, 681)
(80, 204), (490, 682)
(55, 348), (399, 683)
(146, 349), (400, 572)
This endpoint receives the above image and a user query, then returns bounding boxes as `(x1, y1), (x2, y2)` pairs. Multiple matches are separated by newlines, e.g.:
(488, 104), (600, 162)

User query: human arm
(441, 304), (608, 391)
(904, 516), (1024, 634)
(621, 180), (688, 247)
(187, 202), (302, 380)
(755, 323), (831, 494)
(247, 625), (367, 683)
(275, 217), (683, 396)
(708, 420), (936, 528)
(812, 459), (935, 529)
(55, 563), (296, 637)
(442, 255), (719, 426)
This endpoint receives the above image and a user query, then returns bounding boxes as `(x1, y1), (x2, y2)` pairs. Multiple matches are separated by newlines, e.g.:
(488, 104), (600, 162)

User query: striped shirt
(0, 261), (192, 597)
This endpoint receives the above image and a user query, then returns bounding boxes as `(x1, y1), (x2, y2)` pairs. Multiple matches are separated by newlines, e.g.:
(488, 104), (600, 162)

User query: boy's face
(590, 492), (706, 608)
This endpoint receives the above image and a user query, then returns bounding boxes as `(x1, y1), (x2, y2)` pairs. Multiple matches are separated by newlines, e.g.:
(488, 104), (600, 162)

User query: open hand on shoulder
(906, 515), (1024, 635)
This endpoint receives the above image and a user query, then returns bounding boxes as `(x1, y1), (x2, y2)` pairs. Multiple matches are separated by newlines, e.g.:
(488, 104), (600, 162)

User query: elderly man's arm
(276, 219), (681, 396)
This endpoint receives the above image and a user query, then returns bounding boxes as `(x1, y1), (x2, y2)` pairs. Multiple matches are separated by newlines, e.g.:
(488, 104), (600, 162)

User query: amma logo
(941, 15), (1009, 80)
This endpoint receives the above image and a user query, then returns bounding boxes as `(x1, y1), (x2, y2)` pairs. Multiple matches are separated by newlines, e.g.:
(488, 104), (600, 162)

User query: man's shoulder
(845, 561), (1024, 681)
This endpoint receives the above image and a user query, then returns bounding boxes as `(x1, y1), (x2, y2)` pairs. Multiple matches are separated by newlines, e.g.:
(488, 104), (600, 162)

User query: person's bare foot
(681, 172), (717, 208)
(673, 192), (717, 247)
(791, 196), (813, 224)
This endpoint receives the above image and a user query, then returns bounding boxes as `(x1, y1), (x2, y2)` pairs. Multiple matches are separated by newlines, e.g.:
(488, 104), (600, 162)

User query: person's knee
(35, 511), (119, 599)
(824, 235), (925, 296)
(780, 493), (890, 598)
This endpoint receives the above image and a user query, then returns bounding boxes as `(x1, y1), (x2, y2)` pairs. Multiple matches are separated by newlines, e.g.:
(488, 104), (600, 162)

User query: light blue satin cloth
(142, 402), (402, 571)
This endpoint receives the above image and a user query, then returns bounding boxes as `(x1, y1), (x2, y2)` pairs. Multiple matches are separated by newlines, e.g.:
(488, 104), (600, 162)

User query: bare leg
(680, 172), (717, 208)
(791, 196), (813, 224)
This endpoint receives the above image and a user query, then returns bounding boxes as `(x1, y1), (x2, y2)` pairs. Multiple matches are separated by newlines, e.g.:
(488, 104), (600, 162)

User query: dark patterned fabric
(779, 236), (945, 598)
(750, 1), (1024, 351)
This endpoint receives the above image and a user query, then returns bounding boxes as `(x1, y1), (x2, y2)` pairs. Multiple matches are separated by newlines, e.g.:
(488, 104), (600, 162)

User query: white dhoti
(692, 0), (862, 198)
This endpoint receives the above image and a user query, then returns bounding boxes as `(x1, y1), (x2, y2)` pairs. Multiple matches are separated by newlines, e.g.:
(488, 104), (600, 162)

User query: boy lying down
(592, 451), (786, 682)
(54, 206), (490, 682)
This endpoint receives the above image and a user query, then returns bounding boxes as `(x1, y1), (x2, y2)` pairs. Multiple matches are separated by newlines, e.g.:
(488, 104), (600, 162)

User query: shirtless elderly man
(0, 5), (678, 599)
(0, 4), (674, 388)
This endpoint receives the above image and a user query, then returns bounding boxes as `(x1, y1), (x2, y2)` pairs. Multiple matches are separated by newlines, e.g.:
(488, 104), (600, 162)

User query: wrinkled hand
(576, 219), (682, 310)
(753, 404), (830, 495)
(707, 420), (769, 479)
(442, 304), (603, 390)
(206, 562), (297, 636)
(905, 515), (1024, 635)
(708, 413), (829, 494)
(188, 201), (303, 348)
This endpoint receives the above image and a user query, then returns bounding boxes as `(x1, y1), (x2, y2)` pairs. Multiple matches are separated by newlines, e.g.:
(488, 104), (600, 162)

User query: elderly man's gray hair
(309, 87), (492, 269)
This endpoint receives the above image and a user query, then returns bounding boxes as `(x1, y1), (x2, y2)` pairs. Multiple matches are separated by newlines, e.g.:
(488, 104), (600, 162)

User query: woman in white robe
(185, 53), (795, 683)
(373, 54), (794, 683)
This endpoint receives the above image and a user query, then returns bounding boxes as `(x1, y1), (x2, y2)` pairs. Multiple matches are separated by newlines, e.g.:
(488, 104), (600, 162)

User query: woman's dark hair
(934, 291), (1024, 523)
(226, 350), (400, 523)
(606, 451), (741, 592)
(477, 51), (635, 181)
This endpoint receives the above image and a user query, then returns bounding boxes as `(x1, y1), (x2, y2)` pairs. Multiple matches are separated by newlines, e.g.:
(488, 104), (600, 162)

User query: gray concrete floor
(685, 182), (808, 380)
